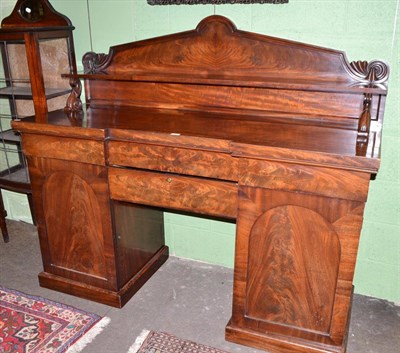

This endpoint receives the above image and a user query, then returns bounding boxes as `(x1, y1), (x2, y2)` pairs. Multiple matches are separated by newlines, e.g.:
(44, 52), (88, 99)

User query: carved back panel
(83, 15), (388, 84)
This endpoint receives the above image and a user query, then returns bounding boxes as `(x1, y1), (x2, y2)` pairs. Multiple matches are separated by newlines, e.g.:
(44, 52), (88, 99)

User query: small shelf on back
(0, 86), (71, 99)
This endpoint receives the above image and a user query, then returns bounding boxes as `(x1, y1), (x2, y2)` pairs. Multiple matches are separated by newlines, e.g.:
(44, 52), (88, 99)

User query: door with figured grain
(28, 157), (117, 291)
(43, 171), (107, 279)
(231, 186), (365, 346)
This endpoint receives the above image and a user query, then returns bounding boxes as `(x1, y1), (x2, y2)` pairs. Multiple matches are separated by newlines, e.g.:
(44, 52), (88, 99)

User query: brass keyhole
(166, 177), (172, 183)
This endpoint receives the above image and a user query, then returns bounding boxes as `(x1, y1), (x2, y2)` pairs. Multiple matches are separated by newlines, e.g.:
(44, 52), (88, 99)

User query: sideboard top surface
(14, 105), (381, 173)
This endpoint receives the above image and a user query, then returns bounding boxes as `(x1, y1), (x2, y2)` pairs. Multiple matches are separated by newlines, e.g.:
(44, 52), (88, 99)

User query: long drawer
(107, 141), (238, 181)
(108, 168), (238, 219)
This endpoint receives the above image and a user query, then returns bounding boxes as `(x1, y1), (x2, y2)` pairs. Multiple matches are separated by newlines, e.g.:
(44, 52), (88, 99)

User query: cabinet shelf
(0, 129), (20, 143)
(0, 164), (30, 186)
(0, 78), (30, 84)
(0, 86), (71, 99)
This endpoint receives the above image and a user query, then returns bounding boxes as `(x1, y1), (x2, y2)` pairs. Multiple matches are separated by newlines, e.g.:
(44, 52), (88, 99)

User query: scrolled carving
(356, 93), (372, 157)
(65, 77), (83, 113)
(349, 60), (389, 84)
(82, 51), (111, 74)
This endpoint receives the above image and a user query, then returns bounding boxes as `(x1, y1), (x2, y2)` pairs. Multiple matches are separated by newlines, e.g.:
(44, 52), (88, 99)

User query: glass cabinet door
(0, 39), (31, 185)
(0, 35), (72, 185)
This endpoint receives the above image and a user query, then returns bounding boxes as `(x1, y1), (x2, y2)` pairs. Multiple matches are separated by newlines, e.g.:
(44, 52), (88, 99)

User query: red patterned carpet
(0, 286), (109, 353)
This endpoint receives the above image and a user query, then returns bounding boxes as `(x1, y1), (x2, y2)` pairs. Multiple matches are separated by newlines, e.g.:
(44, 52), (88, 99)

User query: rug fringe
(66, 316), (111, 353)
(128, 329), (151, 353)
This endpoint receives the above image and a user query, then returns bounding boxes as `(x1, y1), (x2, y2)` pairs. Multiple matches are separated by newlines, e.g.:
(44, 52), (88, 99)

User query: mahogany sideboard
(13, 16), (390, 353)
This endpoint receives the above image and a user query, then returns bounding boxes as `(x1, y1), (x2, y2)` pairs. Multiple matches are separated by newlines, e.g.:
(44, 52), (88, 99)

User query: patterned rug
(129, 330), (230, 353)
(0, 286), (110, 353)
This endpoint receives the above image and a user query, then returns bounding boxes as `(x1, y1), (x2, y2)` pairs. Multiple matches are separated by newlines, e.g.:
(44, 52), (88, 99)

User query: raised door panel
(43, 171), (107, 278)
(230, 186), (366, 352)
(246, 205), (340, 334)
(28, 157), (116, 290)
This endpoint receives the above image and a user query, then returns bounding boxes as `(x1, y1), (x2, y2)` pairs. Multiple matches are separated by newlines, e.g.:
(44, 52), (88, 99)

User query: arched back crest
(1, 0), (72, 29)
(82, 15), (388, 85)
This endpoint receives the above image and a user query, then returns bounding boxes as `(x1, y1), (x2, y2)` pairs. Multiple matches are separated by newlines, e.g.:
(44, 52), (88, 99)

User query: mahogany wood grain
(63, 71), (388, 94)
(108, 128), (231, 153)
(24, 32), (48, 121)
(239, 159), (371, 201)
(27, 155), (168, 306)
(43, 170), (108, 279)
(107, 141), (238, 181)
(87, 80), (366, 119)
(231, 142), (380, 173)
(14, 116), (106, 140)
(229, 187), (366, 352)
(22, 134), (105, 165)
(246, 205), (340, 333)
(26, 157), (117, 290)
(15, 106), (380, 167)
(83, 15), (388, 86)
(108, 168), (238, 219)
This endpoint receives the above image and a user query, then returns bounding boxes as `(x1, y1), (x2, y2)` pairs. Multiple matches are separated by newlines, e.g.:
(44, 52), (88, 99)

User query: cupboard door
(229, 186), (366, 352)
(27, 157), (117, 291)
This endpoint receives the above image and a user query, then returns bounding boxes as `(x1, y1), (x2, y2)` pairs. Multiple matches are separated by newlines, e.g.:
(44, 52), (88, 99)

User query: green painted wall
(1, 0), (399, 302)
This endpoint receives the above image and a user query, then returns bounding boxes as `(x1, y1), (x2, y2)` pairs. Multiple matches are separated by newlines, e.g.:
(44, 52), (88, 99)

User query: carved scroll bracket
(356, 93), (372, 156)
(64, 77), (83, 120)
(82, 51), (110, 74)
(349, 60), (389, 85)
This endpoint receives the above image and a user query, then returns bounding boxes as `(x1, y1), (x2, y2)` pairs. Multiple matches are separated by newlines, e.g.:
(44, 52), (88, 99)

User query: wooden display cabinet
(0, 0), (81, 241)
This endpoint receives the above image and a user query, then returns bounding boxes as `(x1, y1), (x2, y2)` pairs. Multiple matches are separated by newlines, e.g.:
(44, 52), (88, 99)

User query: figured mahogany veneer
(109, 168), (238, 219)
(13, 16), (389, 353)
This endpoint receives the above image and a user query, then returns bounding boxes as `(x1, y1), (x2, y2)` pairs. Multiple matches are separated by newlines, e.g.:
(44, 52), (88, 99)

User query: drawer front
(107, 141), (238, 181)
(109, 168), (238, 219)
(22, 134), (105, 165)
(240, 159), (370, 202)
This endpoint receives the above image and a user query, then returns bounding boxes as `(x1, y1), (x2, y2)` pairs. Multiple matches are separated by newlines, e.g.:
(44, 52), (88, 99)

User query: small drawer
(240, 159), (369, 201)
(22, 134), (105, 165)
(107, 141), (238, 181)
(109, 168), (238, 219)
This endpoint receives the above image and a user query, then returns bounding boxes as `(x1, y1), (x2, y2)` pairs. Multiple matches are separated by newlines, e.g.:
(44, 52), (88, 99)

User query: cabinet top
(1, 0), (72, 30)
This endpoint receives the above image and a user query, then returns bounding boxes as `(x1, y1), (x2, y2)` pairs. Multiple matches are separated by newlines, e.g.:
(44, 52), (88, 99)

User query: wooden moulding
(225, 322), (349, 353)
